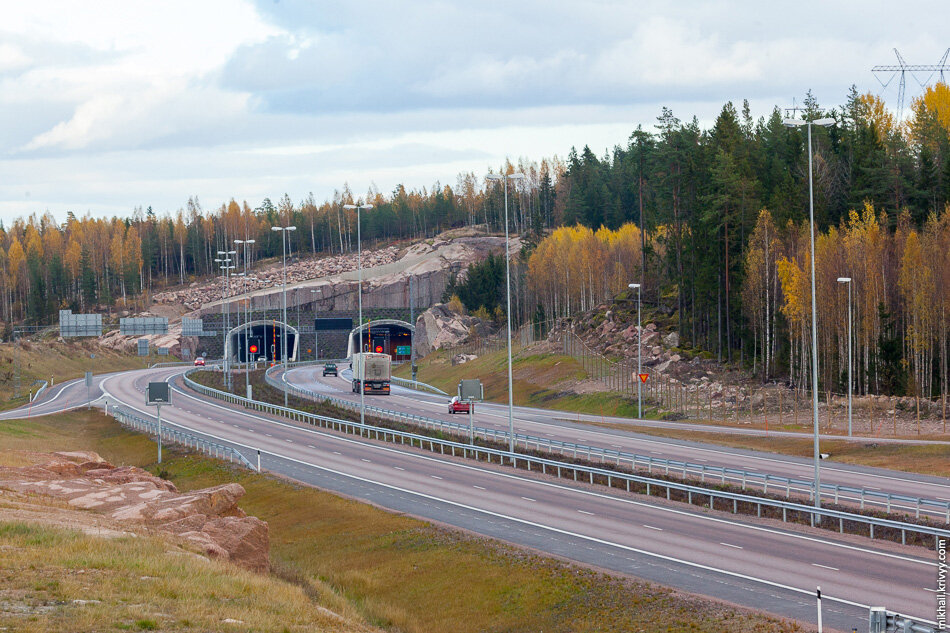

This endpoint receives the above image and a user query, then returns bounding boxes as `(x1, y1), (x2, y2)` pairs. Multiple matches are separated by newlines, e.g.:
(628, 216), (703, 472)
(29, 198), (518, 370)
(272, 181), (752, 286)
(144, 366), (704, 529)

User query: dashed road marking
(812, 563), (839, 571)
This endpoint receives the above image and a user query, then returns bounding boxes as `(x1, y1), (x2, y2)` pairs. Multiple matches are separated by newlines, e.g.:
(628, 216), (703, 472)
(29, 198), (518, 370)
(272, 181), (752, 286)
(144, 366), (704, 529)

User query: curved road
(2, 366), (942, 630)
(282, 365), (950, 515)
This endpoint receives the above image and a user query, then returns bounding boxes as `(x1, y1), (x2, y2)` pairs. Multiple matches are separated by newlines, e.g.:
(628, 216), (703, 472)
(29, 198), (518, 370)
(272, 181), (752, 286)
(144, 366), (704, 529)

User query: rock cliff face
(0, 452), (269, 572)
(413, 303), (493, 358)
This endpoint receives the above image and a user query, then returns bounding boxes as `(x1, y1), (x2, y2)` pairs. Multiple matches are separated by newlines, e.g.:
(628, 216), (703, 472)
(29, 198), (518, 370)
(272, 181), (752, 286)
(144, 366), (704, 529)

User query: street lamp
(311, 288), (321, 360)
(216, 251), (236, 390)
(837, 277), (853, 437)
(344, 203), (373, 426)
(235, 239), (256, 399)
(628, 283), (642, 418)
(271, 226), (296, 406)
(485, 171), (524, 455)
(784, 115), (835, 512)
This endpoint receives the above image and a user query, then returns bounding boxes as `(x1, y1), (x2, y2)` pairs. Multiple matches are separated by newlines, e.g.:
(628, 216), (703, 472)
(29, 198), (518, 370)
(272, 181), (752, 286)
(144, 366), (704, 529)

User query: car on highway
(322, 362), (338, 377)
(447, 396), (472, 414)
(194, 357), (205, 366)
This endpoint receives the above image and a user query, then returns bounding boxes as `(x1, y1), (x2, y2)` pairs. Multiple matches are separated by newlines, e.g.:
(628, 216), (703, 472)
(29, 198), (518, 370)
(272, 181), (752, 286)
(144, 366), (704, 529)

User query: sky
(1, 0), (948, 225)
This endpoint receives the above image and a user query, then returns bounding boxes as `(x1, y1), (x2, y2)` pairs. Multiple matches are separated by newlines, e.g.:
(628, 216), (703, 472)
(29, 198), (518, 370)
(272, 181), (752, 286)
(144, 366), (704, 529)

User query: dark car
(322, 362), (338, 377)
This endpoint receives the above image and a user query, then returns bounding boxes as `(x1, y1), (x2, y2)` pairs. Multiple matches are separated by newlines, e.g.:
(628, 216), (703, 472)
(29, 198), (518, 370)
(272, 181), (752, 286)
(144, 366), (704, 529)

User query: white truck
(351, 352), (391, 395)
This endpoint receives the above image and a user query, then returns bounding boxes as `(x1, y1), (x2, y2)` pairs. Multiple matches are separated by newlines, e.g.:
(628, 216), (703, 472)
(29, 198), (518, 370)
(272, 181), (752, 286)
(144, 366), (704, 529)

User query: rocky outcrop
(0, 453), (269, 572)
(413, 303), (490, 358)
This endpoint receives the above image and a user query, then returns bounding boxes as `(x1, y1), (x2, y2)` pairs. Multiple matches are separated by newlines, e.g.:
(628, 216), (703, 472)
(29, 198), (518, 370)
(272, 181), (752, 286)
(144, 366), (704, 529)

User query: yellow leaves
(909, 81), (950, 141)
(776, 256), (808, 326)
(857, 92), (896, 141)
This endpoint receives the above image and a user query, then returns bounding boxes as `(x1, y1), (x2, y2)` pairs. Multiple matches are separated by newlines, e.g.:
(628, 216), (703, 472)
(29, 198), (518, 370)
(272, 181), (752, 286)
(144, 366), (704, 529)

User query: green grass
(0, 411), (803, 633)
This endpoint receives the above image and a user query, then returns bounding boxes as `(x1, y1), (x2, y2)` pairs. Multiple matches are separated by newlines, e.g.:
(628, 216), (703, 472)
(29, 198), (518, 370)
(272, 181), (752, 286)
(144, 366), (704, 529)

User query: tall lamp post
(216, 251), (236, 390)
(837, 277), (853, 437)
(485, 171), (523, 455)
(344, 203), (373, 426)
(310, 288), (321, 360)
(628, 283), (642, 418)
(235, 239), (255, 398)
(784, 115), (835, 512)
(271, 226), (296, 406)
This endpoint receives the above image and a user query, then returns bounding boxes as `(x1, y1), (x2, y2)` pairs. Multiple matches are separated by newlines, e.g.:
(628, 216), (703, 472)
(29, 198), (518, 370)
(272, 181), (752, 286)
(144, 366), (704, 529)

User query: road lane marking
(643, 525), (663, 531)
(101, 377), (938, 624)
(811, 563), (839, 571)
(361, 459), (371, 463)
(332, 451), (341, 455)
(431, 475), (443, 480)
(924, 587), (939, 592)
(394, 466), (405, 471)
(146, 375), (939, 568)
(577, 510), (594, 515)
(472, 485), (486, 490)
(521, 497), (536, 502)
(307, 445), (316, 449)
(285, 439), (293, 443)
(720, 543), (743, 549)
(265, 433), (273, 437)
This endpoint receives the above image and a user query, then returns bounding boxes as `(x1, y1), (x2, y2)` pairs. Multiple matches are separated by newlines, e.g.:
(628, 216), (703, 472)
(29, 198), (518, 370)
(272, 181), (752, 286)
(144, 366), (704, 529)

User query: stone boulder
(662, 331), (680, 348)
(414, 303), (488, 357)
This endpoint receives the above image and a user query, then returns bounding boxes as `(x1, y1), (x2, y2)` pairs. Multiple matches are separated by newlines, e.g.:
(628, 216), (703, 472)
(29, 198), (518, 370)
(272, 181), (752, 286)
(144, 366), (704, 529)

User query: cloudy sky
(1, 0), (947, 225)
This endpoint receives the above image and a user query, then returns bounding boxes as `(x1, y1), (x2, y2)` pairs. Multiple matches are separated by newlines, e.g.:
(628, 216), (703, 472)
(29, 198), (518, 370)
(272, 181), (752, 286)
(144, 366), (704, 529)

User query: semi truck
(351, 352), (391, 395)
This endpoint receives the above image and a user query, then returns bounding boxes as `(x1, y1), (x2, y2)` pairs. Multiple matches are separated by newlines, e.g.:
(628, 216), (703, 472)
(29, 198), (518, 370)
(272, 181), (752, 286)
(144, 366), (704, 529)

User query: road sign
(374, 345), (384, 354)
(458, 379), (484, 401)
(395, 345), (411, 355)
(315, 317), (353, 331)
(146, 382), (170, 404)
(137, 339), (149, 356)
(638, 373), (649, 383)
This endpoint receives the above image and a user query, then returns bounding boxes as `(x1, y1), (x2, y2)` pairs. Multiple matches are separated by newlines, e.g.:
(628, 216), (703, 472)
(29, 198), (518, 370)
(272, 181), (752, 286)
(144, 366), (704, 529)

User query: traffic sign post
(84, 371), (93, 410)
(146, 382), (171, 464)
(638, 373), (649, 383)
(458, 379), (484, 446)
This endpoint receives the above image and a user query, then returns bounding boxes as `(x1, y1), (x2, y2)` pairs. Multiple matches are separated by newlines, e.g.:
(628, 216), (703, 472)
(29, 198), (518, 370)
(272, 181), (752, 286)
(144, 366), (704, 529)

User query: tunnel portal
(226, 320), (298, 363)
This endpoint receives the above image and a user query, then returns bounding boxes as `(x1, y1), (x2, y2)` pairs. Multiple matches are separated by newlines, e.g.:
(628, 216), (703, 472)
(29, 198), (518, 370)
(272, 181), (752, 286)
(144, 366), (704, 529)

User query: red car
(193, 357), (205, 366)
(447, 396), (472, 414)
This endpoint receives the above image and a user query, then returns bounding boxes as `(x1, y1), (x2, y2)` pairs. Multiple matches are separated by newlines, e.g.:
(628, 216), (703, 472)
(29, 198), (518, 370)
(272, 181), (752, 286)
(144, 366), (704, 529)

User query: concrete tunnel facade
(225, 320), (299, 363)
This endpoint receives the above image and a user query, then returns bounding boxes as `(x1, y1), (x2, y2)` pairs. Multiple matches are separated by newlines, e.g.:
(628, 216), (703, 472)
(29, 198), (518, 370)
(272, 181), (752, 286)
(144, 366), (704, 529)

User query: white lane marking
(431, 475), (443, 480)
(307, 445), (316, 449)
(812, 563), (839, 571)
(101, 377), (937, 626)
(643, 525), (663, 531)
(394, 466), (405, 471)
(144, 374), (937, 567)
(361, 458), (371, 463)
(233, 424), (239, 428)
(521, 497), (536, 502)
(472, 485), (486, 490)
(265, 433), (273, 437)
(332, 451), (341, 455)
(248, 429), (255, 433)
(285, 439), (293, 443)
(577, 510), (594, 515)
(720, 542), (743, 549)
(924, 587), (939, 592)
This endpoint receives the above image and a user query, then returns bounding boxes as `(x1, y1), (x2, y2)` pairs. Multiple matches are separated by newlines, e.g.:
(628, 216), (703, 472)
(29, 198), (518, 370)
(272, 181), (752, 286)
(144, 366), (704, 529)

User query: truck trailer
(351, 352), (391, 395)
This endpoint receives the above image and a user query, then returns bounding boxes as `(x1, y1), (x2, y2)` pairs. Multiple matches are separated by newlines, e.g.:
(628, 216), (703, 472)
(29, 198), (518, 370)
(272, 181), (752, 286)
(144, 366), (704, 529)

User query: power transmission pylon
(872, 48), (950, 120)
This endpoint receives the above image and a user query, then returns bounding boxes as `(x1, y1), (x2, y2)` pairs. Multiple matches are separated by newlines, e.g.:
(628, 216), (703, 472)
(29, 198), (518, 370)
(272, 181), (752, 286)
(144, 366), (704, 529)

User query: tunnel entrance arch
(226, 320), (298, 363)
(346, 319), (414, 361)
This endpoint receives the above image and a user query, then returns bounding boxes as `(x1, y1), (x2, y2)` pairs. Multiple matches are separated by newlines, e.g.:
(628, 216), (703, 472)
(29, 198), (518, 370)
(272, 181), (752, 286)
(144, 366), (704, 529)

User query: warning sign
(638, 373), (649, 383)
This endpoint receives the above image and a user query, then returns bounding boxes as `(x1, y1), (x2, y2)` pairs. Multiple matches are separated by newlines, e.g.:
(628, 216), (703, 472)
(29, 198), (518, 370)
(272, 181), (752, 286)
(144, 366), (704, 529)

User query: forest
(1, 83), (948, 400)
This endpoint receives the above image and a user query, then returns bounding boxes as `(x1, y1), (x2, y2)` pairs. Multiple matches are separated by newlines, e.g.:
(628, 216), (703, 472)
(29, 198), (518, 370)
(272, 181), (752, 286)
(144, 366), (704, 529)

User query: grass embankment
(396, 348), (950, 478)
(0, 339), (170, 411)
(0, 411), (801, 633)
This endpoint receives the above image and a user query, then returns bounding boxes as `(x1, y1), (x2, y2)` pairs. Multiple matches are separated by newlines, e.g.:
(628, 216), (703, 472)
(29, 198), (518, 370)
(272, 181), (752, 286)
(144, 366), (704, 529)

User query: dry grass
(0, 521), (367, 632)
(0, 412), (804, 633)
(0, 339), (168, 411)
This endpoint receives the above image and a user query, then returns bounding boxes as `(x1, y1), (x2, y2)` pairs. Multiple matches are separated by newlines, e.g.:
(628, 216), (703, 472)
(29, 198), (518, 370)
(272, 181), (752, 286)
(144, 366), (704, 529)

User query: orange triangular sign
(638, 373), (649, 383)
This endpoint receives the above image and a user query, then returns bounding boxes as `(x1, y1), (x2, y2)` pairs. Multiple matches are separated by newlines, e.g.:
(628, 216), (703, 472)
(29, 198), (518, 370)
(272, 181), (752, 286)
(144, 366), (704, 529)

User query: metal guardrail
(183, 368), (950, 547)
(265, 366), (950, 522)
(869, 606), (939, 632)
(30, 380), (49, 402)
(390, 375), (450, 396)
(108, 402), (256, 471)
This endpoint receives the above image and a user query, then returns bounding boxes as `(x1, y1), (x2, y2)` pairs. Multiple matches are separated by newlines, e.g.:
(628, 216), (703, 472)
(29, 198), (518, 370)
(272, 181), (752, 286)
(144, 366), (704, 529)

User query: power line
(872, 48), (950, 120)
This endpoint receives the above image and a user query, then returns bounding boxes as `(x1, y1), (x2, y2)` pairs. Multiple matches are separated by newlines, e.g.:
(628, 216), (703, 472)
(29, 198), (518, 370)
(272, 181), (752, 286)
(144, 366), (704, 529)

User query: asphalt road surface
(3, 366), (942, 630)
(282, 365), (950, 517)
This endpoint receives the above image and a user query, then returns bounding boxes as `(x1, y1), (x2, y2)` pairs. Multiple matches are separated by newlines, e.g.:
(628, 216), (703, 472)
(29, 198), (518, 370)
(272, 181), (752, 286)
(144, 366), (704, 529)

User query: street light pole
(310, 288), (321, 360)
(344, 203), (373, 426)
(271, 226), (296, 406)
(837, 277), (853, 436)
(235, 239), (256, 399)
(785, 115), (835, 512)
(485, 171), (524, 455)
(629, 283), (642, 418)
(216, 252), (236, 390)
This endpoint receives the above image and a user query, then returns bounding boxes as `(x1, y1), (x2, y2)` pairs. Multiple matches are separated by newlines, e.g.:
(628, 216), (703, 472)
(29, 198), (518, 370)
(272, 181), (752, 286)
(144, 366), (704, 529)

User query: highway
(3, 365), (941, 630)
(281, 365), (950, 515)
